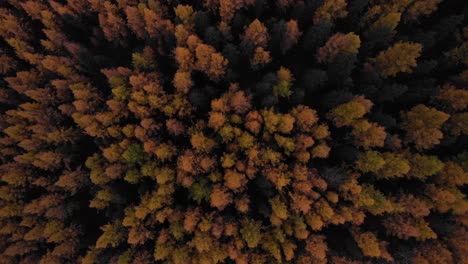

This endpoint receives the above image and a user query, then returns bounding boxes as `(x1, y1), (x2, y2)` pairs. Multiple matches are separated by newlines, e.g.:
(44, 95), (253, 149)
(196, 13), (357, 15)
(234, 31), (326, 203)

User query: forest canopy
(0, 0), (467, 264)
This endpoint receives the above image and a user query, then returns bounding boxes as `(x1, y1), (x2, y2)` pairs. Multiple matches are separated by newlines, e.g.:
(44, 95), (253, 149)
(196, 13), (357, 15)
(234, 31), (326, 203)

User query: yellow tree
(283, 20), (302, 52)
(372, 41), (422, 77)
(327, 99), (367, 127)
(402, 104), (450, 150)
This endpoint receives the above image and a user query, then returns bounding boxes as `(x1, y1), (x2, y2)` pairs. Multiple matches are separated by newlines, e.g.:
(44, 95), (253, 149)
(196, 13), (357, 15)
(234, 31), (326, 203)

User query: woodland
(0, 0), (467, 263)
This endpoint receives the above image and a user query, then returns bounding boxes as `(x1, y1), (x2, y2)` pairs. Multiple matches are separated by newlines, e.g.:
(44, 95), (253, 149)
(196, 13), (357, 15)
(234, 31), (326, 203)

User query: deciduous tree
(372, 42), (422, 77)
(402, 104), (450, 150)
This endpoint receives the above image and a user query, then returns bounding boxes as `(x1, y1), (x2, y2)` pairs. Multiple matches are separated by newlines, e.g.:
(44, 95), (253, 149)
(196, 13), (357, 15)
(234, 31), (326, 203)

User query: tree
(224, 169), (247, 190)
(383, 216), (437, 241)
(240, 219), (262, 248)
(356, 150), (385, 174)
(353, 231), (381, 258)
(174, 47), (194, 72)
(290, 192), (312, 213)
(174, 5), (194, 25)
(229, 89), (251, 114)
(96, 221), (125, 249)
(277, 114), (295, 134)
(378, 153), (411, 178)
(327, 99), (367, 127)
(238, 131), (255, 150)
(305, 235), (328, 260)
(291, 105), (318, 131)
(132, 48), (155, 71)
(317, 33), (361, 63)
(191, 132), (216, 152)
(243, 19), (269, 48)
(399, 194), (431, 218)
(438, 161), (468, 186)
(409, 154), (444, 180)
(273, 67), (293, 98)
(208, 111), (226, 131)
(275, 134), (295, 153)
(313, 0), (348, 24)
(210, 184), (232, 210)
(369, 12), (401, 32)
(20, 1), (46, 20)
(436, 85), (468, 111)
(372, 42), (423, 77)
(0, 1), (465, 262)
(405, 0), (443, 21)
(402, 104), (450, 150)
(352, 121), (386, 149)
(194, 43), (228, 81)
(449, 42), (468, 66)
(235, 195), (250, 213)
(32, 151), (62, 170)
(251, 47), (271, 68)
(175, 24), (190, 46)
(173, 71), (193, 94)
(353, 185), (394, 215)
(207, 52), (229, 81)
(219, 0), (244, 23)
(312, 144), (331, 158)
(98, 2), (127, 42)
(270, 196), (288, 221)
(413, 242), (454, 264)
(245, 111), (263, 135)
(262, 108), (281, 133)
(449, 113), (468, 136)
(283, 20), (302, 53)
(125, 6), (145, 38)
(122, 144), (144, 164)
(143, 7), (174, 40)
(55, 169), (87, 194)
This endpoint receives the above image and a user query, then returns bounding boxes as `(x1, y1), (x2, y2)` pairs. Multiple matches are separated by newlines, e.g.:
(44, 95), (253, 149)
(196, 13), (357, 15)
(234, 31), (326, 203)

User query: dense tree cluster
(0, 0), (467, 263)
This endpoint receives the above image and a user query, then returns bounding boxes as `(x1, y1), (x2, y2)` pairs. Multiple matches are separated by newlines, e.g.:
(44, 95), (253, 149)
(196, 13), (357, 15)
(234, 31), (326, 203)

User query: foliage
(0, 0), (465, 263)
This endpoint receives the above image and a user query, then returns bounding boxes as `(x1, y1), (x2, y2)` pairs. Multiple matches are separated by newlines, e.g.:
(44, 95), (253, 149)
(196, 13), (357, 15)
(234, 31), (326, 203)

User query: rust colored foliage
(283, 20), (302, 52)
(243, 19), (269, 48)
(251, 47), (272, 67)
(0, 1), (465, 264)
(194, 43), (228, 81)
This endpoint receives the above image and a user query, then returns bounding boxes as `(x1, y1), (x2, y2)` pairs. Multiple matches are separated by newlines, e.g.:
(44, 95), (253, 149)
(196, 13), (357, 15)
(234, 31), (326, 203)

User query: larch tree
(243, 19), (269, 48)
(317, 32), (361, 63)
(402, 104), (450, 150)
(372, 41), (423, 77)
